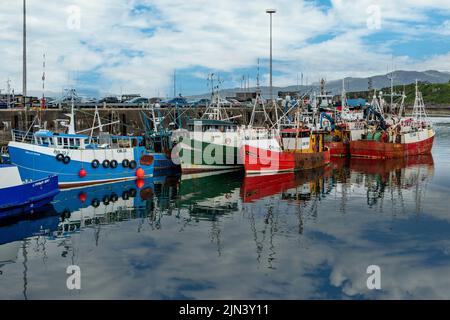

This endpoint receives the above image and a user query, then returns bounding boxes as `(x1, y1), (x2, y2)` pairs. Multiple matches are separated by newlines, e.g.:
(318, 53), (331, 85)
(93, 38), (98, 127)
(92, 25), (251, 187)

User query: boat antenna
(41, 53), (46, 110)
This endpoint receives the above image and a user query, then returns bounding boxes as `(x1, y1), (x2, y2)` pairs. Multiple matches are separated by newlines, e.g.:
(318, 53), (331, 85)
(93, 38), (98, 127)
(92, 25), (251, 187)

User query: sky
(0, 0), (449, 97)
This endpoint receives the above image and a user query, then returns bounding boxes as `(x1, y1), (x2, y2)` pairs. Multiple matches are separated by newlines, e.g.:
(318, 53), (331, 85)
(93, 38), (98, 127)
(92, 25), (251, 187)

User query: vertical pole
(269, 13), (273, 103)
(23, 0), (27, 107)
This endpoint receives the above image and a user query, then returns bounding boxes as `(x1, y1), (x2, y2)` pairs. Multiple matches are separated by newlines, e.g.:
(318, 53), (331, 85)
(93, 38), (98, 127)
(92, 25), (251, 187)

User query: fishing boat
(350, 81), (435, 159)
(322, 81), (366, 157)
(8, 94), (154, 188)
(0, 164), (59, 219)
(141, 108), (181, 172)
(242, 126), (330, 174)
(172, 76), (243, 173)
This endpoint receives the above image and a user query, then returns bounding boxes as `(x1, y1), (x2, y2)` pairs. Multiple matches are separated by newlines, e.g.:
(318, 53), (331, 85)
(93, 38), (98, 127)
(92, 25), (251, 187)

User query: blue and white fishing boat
(8, 98), (154, 188)
(0, 165), (59, 219)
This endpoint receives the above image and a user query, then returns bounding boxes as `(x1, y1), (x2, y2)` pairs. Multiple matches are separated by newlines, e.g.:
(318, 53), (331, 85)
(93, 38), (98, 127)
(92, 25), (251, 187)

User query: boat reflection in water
(52, 170), (181, 234)
(348, 154), (434, 208)
(241, 167), (333, 204)
(175, 170), (243, 220)
(0, 205), (61, 300)
(0, 151), (439, 299)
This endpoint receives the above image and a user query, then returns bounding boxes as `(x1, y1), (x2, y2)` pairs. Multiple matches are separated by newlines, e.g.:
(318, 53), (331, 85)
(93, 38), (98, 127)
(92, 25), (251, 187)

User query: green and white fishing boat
(173, 76), (243, 173)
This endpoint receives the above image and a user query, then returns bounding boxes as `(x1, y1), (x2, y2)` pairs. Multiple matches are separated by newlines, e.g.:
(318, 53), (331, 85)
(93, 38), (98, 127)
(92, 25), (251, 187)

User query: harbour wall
(1, 105), (449, 146)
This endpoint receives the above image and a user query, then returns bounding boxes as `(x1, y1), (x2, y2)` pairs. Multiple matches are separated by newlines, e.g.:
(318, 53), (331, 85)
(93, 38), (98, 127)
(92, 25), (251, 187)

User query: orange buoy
(78, 192), (87, 203)
(135, 179), (145, 189)
(79, 168), (87, 178)
(135, 167), (145, 179)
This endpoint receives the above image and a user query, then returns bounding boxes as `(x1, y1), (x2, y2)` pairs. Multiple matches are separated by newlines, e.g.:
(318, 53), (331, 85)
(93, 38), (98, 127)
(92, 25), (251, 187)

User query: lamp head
(266, 9), (276, 14)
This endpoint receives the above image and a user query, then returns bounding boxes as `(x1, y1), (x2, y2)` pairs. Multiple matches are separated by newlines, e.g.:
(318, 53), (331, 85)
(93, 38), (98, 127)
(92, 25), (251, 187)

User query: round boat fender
(129, 160), (137, 169)
(62, 156), (71, 164)
(122, 191), (130, 200)
(110, 160), (118, 169)
(225, 138), (231, 145)
(56, 154), (64, 162)
(122, 159), (130, 168)
(91, 159), (100, 169)
(102, 159), (110, 168)
(103, 195), (110, 205)
(92, 199), (100, 208)
(110, 193), (119, 202)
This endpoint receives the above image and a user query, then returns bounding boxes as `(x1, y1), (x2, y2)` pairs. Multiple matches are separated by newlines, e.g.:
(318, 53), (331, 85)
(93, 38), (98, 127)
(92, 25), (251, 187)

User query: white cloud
(0, 0), (449, 96)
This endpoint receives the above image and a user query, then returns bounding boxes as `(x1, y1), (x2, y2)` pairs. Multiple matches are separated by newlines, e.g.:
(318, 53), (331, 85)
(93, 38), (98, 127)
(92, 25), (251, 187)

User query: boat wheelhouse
(174, 119), (242, 173)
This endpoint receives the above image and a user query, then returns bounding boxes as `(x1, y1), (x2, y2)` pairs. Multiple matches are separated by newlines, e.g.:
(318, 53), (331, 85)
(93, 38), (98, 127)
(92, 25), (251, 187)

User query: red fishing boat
(241, 127), (330, 175)
(350, 82), (435, 159)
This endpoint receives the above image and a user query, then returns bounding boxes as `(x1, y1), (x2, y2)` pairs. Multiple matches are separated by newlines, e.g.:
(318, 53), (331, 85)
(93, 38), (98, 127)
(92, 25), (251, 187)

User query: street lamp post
(23, 0), (27, 109)
(266, 9), (276, 104)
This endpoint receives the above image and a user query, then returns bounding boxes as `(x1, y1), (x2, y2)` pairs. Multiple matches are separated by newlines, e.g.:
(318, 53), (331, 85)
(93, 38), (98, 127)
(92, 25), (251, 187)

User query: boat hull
(350, 135), (434, 159)
(8, 141), (154, 188)
(0, 175), (59, 219)
(242, 145), (331, 175)
(326, 141), (350, 157)
(175, 139), (242, 173)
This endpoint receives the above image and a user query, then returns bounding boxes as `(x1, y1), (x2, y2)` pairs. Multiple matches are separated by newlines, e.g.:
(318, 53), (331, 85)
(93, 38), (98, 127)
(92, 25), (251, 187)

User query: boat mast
(249, 59), (272, 128)
(412, 80), (428, 122)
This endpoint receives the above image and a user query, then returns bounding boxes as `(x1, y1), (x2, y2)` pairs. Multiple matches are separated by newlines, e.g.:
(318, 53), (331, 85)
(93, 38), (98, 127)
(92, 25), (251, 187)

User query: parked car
(121, 94), (141, 103)
(227, 98), (241, 107)
(218, 98), (232, 107)
(80, 97), (98, 104)
(125, 97), (149, 105)
(98, 96), (119, 104)
(0, 100), (8, 109)
(47, 96), (82, 108)
(188, 98), (210, 108)
(160, 97), (189, 107)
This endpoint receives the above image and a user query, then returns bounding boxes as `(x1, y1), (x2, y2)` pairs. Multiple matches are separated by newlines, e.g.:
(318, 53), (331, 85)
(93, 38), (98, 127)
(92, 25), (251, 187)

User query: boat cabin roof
(33, 130), (142, 141)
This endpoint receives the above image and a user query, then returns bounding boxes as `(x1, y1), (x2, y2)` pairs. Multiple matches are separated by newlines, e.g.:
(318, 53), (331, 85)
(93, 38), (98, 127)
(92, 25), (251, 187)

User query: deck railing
(11, 129), (34, 143)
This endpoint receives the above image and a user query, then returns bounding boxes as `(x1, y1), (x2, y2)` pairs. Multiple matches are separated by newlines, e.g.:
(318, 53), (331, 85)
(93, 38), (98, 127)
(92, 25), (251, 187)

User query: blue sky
(0, 0), (449, 97)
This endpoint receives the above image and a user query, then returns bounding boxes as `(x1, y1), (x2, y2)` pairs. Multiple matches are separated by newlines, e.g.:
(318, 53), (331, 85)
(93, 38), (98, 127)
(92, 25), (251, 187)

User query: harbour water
(0, 117), (449, 299)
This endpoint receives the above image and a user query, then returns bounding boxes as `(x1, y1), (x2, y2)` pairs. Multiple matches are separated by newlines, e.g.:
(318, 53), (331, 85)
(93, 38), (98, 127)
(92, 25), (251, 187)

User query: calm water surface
(1, 118), (450, 300)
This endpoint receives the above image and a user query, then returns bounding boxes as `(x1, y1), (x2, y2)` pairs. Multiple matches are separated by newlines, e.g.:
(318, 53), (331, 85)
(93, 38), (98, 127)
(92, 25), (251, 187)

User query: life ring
(91, 159), (100, 169)
(110, 160), (118, 169)
(122, 159), (130, 168)
(62, 156), (71, 164)
(56, 154), (64, 162)
(129, 160), (137, 169)
(102, 159), (110, 168)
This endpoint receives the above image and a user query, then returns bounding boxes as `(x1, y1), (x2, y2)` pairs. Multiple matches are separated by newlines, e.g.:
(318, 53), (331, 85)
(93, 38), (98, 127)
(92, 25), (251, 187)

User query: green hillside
(348, 82), (450, 105)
